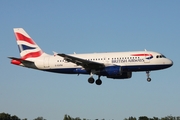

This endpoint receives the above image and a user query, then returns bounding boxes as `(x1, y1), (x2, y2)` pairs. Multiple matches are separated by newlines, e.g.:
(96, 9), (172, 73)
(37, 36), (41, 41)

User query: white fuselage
(24, 51), (173, 75)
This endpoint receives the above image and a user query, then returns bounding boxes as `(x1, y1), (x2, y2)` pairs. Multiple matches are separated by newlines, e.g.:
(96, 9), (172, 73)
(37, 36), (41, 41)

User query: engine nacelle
(107, 71), (132, 79)
(100, 66), (121, 76)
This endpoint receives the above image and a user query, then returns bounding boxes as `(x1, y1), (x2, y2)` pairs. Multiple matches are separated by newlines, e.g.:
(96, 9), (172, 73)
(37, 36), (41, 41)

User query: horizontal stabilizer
(8, 57), (34, 64)
(8, 57), (37, 69)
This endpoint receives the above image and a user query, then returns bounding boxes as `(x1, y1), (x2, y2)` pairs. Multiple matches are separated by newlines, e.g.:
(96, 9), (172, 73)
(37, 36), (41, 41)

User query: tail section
(14, 28), (43, 59)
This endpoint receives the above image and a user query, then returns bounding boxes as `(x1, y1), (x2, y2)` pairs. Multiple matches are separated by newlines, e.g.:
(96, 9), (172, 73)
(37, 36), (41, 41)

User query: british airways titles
(112, 58), (144, 63)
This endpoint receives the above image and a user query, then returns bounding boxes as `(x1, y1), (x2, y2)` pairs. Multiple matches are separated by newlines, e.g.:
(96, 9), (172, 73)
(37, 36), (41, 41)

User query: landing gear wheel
(88, 77), (95, 84)
(95, 79), (102, 85)
(146, 71), (151, 82)
(147, 78), (151, 82)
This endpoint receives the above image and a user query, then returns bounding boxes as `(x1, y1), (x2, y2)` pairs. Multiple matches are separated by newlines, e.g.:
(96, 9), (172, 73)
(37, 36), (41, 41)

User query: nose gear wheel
(146, 71), (151, 82)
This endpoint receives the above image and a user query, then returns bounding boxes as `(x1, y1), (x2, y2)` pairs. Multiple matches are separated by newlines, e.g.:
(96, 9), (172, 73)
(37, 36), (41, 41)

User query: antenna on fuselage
(53, 51), (58, 56)
(144, 49), (147, 51)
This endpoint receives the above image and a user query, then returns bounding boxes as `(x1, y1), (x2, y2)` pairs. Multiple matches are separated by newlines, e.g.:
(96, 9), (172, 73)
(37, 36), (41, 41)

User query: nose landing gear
(146, 71), (151, 82)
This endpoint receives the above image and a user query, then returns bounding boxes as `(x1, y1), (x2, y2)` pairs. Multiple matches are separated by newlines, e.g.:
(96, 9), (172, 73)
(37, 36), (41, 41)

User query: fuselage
(19, 51), (173, 75)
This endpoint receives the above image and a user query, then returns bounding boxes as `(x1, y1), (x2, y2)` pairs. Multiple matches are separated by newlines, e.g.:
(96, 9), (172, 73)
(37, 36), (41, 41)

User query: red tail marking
(131, 54), (152, 56)
(11, 51), (43, 65)
(22, 51), (43, 59)
(15, 33), (36, 45)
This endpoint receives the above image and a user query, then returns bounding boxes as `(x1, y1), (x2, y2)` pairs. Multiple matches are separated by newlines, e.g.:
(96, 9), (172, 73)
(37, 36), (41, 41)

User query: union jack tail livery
(14, 28), (43, 59)
(9, 28), (48, 67)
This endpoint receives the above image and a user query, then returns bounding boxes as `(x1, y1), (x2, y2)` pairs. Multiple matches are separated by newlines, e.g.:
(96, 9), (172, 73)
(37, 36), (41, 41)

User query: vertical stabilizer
(14, 28), (43, 59)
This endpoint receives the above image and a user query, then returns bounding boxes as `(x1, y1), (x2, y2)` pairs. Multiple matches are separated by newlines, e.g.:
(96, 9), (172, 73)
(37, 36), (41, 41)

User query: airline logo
(14, 30), (43, 59)
(112, 53), (153, 63)
(131, 54), (153, 60)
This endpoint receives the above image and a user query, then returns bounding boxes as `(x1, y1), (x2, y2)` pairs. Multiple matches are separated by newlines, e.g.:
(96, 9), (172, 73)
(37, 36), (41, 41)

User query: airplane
(9, 28), (173, 85)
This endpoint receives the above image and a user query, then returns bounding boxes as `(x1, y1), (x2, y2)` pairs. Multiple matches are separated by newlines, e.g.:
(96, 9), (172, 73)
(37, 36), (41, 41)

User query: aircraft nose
(168, 59), (173, 67)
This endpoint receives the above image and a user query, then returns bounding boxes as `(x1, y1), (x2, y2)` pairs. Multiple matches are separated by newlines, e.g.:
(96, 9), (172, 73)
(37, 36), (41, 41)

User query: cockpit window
(156, 54), (166, 58)
(161, 54), (166, 58)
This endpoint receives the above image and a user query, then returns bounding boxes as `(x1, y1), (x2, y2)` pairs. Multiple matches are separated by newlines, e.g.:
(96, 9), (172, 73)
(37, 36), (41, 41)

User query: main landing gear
(88, 75), (102, 85)
(146, 71), (151, 82)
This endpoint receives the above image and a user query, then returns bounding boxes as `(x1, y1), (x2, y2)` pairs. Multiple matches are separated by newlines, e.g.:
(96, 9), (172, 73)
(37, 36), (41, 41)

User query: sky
(0, 0), (180, 120)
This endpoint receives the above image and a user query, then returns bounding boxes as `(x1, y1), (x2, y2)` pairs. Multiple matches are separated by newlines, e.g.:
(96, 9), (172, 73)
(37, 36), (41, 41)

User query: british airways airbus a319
(9, 28), (173, 85)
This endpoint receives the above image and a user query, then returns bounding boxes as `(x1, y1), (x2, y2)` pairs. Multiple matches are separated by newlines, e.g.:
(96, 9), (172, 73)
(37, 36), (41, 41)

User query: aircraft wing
(57, 53), (105, 70)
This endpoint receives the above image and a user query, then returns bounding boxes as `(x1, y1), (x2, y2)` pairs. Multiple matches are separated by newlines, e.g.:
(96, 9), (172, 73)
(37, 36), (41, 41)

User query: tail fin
(14, 28), (43, 59)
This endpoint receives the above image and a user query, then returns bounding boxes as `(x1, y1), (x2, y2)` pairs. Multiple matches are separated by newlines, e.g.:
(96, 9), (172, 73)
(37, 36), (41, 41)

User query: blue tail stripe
(19, 44), (36, 51)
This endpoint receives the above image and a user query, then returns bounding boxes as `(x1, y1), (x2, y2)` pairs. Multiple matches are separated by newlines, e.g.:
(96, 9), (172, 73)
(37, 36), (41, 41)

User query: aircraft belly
(123, 64), (171, 72)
